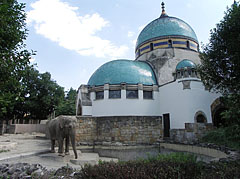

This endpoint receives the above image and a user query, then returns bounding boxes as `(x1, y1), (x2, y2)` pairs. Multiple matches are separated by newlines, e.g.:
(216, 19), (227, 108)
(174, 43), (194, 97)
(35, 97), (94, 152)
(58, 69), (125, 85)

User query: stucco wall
(76, 116), (163, 145)
(90, 90), (160, 117)
(137, 48), (201, 85)
(159, 79), (220, 129)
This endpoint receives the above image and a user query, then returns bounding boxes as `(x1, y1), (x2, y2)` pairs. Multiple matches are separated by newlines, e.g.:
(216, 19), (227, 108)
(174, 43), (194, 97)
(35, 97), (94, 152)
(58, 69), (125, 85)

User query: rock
(32, 168), (44, 177)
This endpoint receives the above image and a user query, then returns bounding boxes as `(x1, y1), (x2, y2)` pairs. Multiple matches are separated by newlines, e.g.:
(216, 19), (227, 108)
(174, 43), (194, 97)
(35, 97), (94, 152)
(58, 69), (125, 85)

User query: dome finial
(161, 2), (165, 12)
(160, 2), (168, 18)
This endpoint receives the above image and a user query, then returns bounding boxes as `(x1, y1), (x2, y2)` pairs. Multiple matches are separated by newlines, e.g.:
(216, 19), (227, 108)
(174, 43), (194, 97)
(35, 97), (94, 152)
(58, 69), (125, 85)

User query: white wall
(91, 89), (160, 116)
(159, 78), (221, 129)
(82, 106), (92, 116)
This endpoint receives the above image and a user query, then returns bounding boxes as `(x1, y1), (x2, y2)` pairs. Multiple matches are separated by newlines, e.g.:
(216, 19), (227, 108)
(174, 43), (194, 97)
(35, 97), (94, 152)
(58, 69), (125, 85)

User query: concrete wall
(76, 116), (163, 145)
(8, 124), (46, 134)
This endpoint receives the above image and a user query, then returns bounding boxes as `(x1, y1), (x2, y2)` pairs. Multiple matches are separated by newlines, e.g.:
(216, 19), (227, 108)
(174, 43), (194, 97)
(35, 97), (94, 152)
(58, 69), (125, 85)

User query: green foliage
(199, 2), (240, 94)
(55, 88), (77, 116)
(198, 2), (240, 134)
(0, 0), (33, 120)
(19, 67), (65, 120)
(0, 0), (70, 122)
(77, 155), (240, 179)
(0, 149), (9, 153)
(202, 125), (240, 150)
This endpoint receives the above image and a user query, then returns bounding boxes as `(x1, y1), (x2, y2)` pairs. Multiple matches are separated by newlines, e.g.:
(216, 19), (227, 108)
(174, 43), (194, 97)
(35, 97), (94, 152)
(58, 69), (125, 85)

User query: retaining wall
(76, 116), (163, 145)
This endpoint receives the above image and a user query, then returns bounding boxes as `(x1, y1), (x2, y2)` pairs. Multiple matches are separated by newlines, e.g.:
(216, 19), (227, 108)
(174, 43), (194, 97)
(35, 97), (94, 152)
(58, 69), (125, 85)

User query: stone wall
(170, 123), (214, 143)
(75, 117), (97, 145)
(76, 116), (162, 145)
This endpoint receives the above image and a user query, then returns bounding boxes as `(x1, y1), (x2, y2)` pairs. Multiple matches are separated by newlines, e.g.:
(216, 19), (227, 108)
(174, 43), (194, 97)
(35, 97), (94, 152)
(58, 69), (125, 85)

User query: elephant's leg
(50, 139), (55, 153)
(65, 136), (70, 155)
(70, 134), (78, 159)
(58, 139), (64, 157)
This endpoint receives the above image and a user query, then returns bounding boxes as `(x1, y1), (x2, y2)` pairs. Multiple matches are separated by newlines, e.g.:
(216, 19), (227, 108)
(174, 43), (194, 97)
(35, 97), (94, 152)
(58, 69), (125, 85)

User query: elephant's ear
(59, 117), (64, 129)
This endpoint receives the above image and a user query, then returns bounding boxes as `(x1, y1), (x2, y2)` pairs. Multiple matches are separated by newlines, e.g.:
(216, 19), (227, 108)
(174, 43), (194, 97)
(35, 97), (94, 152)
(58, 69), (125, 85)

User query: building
(76, 3), (221, 143)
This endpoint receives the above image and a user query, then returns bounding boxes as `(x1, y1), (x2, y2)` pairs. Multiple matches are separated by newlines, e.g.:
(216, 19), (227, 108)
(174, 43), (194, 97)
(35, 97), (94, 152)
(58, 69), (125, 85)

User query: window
(184, 70), (189, 78)
(138, 49), (140, 56)
(150, 43), (153, 51)
(177, 71), (181, 79)
(188, 69), (192, 77)
(196, 114), (206, 123)
(143, 91), (153, 99)
(195, 111), (207, 123)
(126, 90), (138, 99)
(186, 41), (190, 48)
(109, 90), (121, 99)
(96, 91), (104, 100)
(168, 40), (172, 47)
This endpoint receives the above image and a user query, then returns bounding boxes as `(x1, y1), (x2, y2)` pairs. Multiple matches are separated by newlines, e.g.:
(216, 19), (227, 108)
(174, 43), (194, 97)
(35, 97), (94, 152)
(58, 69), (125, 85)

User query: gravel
(0, 163), (82, 178)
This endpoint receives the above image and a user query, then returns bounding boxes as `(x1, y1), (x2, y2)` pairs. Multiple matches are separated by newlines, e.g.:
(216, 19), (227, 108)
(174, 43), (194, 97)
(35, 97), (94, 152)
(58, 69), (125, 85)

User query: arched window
(194, 111), (207, 123)
(126, 90), (138, 99)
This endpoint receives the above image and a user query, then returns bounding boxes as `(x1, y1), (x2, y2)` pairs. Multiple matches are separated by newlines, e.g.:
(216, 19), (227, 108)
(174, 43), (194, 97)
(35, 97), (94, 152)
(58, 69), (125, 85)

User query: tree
(55, 88), (77, 116)
(199, 1), (240, 126)
(19, 68), (65, 120)
(0, 0), (33, 120)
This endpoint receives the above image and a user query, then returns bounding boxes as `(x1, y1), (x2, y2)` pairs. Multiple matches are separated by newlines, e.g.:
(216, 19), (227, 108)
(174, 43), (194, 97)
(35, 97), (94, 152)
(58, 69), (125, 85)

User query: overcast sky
(18, 0), (234, 91)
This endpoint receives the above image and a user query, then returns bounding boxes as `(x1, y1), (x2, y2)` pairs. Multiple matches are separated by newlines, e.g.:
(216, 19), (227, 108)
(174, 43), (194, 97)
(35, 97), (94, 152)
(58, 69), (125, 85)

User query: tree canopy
(0, 0), (71, 122)
(55, 88), (77, 116)
(199, 1), (240, 126)
(199, 1), (240, 95)
(0, 0), (33, 120)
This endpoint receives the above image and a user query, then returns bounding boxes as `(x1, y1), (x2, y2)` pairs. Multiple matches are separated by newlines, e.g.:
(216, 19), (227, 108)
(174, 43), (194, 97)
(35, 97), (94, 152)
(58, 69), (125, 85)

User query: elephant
(47, 115), (78, 159)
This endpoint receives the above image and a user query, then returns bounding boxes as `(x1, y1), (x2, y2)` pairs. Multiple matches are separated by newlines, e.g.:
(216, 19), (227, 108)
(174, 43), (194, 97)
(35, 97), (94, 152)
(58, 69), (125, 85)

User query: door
(163, 113), (170, 138)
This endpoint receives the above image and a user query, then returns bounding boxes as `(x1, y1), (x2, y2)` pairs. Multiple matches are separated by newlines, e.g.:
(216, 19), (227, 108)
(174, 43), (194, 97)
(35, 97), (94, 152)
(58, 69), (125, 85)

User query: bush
(202, 125), (240, 150)
(75, 152), (240, 179)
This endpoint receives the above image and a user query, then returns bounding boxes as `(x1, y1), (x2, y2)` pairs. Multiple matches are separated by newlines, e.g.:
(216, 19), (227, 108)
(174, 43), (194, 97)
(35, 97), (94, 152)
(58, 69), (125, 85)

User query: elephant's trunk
(70, 131), (78, 159)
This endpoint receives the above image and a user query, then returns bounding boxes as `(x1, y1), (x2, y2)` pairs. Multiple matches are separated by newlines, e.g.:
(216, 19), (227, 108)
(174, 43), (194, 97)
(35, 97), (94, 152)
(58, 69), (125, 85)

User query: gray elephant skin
(47, 115), (78, 159)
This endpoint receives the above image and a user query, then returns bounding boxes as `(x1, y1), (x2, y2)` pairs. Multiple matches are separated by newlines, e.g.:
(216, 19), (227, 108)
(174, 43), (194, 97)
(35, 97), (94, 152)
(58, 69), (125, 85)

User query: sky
(18, 0), (234, 91)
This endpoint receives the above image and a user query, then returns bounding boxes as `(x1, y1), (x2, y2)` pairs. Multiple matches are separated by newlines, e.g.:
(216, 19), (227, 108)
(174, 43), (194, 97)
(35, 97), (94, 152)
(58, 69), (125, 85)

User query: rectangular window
(96, 91), (104, 100)
(143, 91), (153, 99)
(126, 90), (138, 99)
(109, 90), (121, 99)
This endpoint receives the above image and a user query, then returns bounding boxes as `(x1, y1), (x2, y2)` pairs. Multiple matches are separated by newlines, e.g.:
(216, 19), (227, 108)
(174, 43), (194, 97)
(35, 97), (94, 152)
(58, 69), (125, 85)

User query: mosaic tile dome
(136, 15), (198, 49)
(87, 59), (157, 86)
(176, 59), (196, 70)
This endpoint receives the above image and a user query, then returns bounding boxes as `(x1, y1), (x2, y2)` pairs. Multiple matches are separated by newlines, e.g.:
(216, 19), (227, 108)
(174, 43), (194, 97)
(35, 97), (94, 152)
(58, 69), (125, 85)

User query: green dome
(88, 59), (157, 86)
(136, 16), (198, 48)
(176, 59), (196, 70)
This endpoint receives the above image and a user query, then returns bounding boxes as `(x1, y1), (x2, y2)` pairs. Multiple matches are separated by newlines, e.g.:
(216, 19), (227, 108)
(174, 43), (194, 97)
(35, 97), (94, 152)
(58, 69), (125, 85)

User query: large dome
(88, 59), (157, 86)
(136, 15), (198, 49)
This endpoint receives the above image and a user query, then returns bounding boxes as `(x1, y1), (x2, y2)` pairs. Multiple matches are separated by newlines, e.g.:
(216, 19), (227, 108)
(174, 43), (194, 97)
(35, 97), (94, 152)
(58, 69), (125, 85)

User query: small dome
(88, 59), (157, 86)
(176, 59), (196, 70)
(136, 16), (198, 49)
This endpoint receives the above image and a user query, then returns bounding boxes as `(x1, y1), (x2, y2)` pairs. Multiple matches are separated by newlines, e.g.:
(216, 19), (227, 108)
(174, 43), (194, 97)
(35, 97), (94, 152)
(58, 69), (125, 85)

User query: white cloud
(127, 31), (135, 38)
(27, 0), (128, 59)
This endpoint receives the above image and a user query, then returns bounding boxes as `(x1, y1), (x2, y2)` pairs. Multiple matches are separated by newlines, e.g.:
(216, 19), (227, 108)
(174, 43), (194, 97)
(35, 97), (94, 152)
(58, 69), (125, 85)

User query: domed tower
(135, 2), (200, 86)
